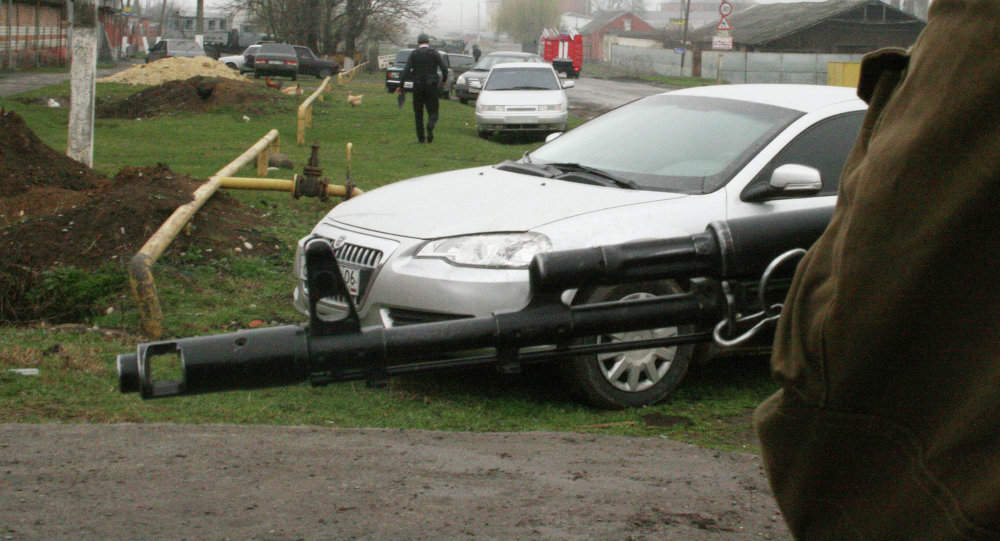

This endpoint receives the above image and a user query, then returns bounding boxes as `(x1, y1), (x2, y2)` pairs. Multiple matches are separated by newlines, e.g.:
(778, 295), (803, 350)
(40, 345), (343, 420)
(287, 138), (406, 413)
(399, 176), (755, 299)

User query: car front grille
(385, 308), (473, 327)
(304, 241), (383, 307)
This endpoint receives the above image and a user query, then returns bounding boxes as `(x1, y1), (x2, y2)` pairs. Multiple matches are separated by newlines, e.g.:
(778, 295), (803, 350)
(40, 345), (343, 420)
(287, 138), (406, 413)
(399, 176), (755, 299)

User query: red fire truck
(540, 32), (583, 78)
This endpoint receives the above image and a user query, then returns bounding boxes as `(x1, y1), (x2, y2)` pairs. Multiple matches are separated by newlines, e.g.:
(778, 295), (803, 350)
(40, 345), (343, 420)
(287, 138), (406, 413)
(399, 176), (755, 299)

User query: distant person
(472, 44), (482, 62)
(397, 34), (447, 143)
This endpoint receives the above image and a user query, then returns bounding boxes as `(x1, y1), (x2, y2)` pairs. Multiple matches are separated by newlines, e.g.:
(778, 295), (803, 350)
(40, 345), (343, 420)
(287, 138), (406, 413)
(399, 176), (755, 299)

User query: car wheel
(225, 62), (238, 70)
(291, 72), (298, 81)
(460, 98), (468, 105)
(254, 71), (261, 79)
(318, 68), (332, 79)
(560, 282), (696, 409)
(478, 129), (491, 139)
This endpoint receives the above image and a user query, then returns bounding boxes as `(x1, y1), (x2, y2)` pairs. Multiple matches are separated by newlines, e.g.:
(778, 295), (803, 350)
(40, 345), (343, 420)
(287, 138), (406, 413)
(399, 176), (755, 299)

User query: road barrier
(297, 76), (333, 145)
(337, 62), (368, 85)
(128, 130), (280, 338)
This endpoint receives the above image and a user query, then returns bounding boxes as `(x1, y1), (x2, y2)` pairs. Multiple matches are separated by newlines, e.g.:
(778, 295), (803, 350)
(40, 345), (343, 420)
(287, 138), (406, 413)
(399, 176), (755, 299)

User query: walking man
(398, 34), (447, 143)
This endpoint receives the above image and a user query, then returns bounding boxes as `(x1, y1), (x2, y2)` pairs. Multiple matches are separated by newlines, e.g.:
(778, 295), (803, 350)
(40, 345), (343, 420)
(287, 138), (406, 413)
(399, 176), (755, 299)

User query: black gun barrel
(529, 206), (833, 295)
(117, 207), (834, 399)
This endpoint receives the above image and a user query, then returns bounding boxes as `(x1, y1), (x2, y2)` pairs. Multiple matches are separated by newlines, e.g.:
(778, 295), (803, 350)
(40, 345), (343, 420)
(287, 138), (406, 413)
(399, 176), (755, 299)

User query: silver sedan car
(474, 63), (574, 138)
(293, 84), (866, 408)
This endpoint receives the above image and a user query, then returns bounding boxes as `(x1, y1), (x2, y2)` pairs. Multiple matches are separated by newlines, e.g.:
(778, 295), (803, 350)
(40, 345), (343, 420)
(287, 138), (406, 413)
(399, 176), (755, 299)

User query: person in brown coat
(755, 0), (1000, 538)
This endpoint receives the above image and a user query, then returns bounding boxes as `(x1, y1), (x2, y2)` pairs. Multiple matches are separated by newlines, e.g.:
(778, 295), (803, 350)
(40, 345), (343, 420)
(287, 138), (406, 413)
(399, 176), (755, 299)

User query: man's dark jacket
(400, 46), (447, 90)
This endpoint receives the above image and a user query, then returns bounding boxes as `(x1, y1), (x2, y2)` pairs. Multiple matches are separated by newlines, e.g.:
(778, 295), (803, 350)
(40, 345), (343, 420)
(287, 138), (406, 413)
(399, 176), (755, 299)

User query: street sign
(719, 1), (733, 16)
(712, 35), (733, 50)
(717, 18), (731, 31)
(674, 47), (686, 54)
(669, 17), (686, 25)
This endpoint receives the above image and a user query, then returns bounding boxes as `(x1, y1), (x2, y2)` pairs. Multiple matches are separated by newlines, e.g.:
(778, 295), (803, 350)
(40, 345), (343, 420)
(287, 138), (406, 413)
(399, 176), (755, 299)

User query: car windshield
(175, 41), (202, 52)
(485, 68), (559, 90)
(473, 55), (531, 71)
(526, 94), (802, 194)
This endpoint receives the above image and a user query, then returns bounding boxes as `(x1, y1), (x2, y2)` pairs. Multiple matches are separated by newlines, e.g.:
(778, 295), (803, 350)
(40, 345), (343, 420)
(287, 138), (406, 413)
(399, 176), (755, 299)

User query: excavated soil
(97, 55), (253, 86)
(96, 75), (288, 118)
(0, 109), (279, 323)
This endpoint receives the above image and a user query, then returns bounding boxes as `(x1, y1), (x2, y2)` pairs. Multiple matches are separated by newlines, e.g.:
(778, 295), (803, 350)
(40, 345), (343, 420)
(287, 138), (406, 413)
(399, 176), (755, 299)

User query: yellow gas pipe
(218, 176), (363, 198)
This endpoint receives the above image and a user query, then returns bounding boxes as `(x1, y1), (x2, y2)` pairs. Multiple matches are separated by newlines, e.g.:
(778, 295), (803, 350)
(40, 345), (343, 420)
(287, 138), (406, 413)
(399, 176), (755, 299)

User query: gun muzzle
(118, 325), (311, 398)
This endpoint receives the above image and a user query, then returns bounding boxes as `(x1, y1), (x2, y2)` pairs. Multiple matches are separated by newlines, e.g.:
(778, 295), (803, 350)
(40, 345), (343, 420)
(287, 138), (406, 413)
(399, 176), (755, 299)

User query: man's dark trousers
(411, 83), (439, 143)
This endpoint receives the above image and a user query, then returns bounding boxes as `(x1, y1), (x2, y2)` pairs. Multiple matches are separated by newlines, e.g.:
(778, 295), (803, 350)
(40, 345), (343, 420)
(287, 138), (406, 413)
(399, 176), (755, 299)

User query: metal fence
(609, 44), (865, 85)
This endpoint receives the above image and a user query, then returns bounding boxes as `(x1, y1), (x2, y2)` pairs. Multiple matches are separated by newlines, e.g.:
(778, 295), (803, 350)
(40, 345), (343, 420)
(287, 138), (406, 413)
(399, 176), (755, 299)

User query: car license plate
(340, 265), (361, 296)
(268, 60), (283, 65)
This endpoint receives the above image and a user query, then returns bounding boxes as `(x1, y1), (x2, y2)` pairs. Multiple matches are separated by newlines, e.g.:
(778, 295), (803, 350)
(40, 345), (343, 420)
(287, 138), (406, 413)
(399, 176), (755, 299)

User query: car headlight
(477, 104), (502, 112)
(540, 103), (566, 112)
(456, 74), (466, 85)
(416, 233), (552, 268)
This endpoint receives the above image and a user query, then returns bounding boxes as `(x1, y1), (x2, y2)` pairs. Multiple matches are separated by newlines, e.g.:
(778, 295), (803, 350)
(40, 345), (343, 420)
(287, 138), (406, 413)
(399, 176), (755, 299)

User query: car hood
(326, 166), (687, 239)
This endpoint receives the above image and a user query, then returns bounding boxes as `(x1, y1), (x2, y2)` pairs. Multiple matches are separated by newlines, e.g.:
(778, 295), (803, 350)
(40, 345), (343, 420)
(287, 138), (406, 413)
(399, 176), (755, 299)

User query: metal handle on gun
(712, 248), (807, 347)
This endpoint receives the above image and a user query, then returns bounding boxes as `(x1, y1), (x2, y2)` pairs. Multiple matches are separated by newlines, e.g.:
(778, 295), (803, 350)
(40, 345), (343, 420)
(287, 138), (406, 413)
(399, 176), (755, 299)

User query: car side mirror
(544, 132), (563, 143)
(561, 80), (575, 89)
(770, 164), (822, 192)
(741, 164), (822, 202)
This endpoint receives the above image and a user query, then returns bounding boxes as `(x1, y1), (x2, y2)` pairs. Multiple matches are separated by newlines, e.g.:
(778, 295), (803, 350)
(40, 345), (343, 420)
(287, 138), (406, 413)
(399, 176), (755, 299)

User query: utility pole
(67, 1), (98, 167)
(195, 0), (203, 45)
(680, 0), (691, 69)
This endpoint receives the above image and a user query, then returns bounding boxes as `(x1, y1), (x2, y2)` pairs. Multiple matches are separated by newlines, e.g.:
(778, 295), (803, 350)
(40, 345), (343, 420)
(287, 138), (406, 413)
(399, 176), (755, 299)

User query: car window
(746, 112), (865, 196)
(485, 68), (560, 90)
(528, 94), (802, 194)
(173, 41), (196, 52)
(294, 46), (315, 59)
(474, 55), (532, 70)
(394, 49), (413, 64)
(450, 55), (475, 69)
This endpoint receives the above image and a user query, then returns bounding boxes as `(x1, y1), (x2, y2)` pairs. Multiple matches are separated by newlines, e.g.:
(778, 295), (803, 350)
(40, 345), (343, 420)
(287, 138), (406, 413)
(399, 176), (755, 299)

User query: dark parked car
(384, 48), (415, 93)
(253, 43), (299, 80)
(146, 39), (205, 63)
(292, 45), (341, 79)
(442, 53), (475, 99)
(385, 49), (473, 99)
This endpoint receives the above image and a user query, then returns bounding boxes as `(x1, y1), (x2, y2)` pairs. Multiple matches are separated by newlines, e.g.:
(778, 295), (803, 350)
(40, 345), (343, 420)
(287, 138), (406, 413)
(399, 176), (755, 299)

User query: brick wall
(1, 2), (69, 69)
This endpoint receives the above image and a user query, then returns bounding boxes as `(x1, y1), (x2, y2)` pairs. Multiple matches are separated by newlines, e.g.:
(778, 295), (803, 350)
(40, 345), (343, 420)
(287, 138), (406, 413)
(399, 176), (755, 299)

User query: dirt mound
(0, 109), (106, 195)
(98, 56), (251, 86)
(0, 110), (280, 323)
(96, 76), (285, 118)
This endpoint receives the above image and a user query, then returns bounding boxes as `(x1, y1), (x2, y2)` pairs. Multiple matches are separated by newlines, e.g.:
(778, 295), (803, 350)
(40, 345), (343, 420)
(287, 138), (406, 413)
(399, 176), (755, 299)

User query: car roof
(667, 84), (864, 113)
(259, 43), (295, 51)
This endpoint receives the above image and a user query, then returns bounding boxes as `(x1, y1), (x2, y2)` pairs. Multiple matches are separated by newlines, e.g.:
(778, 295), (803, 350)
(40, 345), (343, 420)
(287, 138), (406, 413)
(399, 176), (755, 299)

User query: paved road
(568, 75), (668, 113)
(0, 64), (131, 97)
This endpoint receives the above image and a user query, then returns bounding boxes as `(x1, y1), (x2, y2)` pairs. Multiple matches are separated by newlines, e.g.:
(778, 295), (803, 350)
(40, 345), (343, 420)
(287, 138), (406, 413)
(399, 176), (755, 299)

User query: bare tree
(223, 0), (428, 57)
(491, 0), (561, 44)
(590, 0), (644, 13)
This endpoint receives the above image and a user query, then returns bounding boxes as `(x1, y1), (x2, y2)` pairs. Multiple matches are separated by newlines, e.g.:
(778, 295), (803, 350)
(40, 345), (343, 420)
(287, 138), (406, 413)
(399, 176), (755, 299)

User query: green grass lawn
(0, 72), (777, 451)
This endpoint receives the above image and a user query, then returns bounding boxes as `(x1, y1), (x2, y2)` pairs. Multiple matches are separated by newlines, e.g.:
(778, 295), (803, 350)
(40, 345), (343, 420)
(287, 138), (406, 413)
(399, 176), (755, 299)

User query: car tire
(460, 98), (468, 105)
(387, 86), (394, 93)
(225, 62), (238, 70)
(560, 282), (696, 409)
(478, 129), (491, 139)
(292, 72), (298, 81)
(318, 68), (332, 79)
(254, 71), (261, 79)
